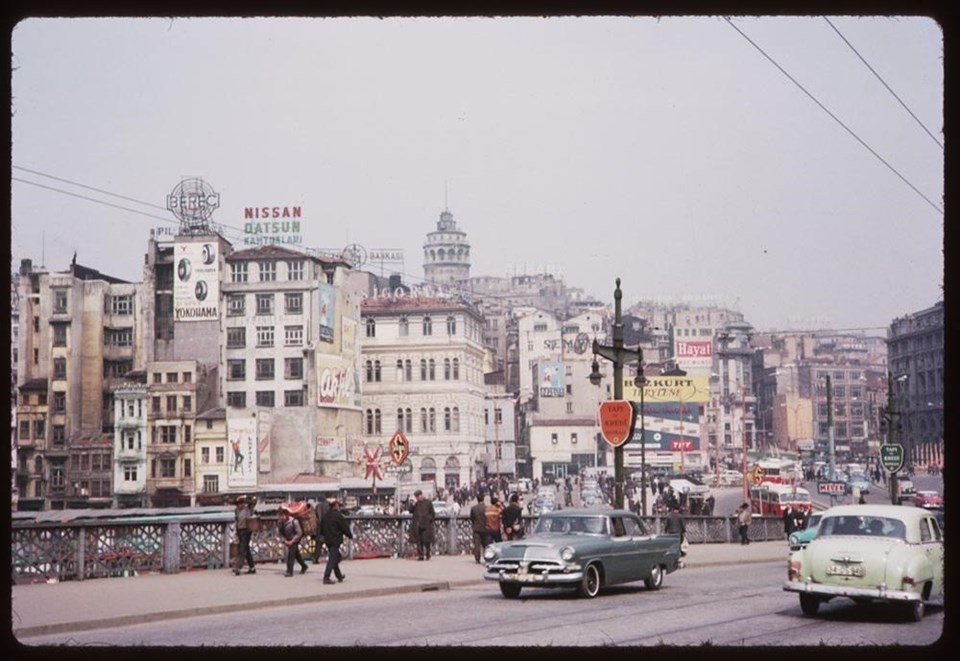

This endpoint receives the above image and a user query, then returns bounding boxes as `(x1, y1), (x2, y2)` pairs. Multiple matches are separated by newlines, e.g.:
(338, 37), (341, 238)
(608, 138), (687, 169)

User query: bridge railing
(11, 513), (785, 583)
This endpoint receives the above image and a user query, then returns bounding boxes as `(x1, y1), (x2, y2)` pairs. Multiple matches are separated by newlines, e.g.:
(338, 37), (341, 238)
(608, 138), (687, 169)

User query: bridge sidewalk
(11, 540), (788, 640)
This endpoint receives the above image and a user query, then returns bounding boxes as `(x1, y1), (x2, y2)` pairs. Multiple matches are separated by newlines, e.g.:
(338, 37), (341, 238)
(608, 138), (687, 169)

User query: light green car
(783, 504), (944, 621)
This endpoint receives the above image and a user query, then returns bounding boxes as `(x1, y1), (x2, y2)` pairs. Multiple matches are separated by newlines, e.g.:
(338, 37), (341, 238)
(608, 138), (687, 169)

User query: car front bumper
(783, 579), (920, 603)
(484, 559), (583, 586)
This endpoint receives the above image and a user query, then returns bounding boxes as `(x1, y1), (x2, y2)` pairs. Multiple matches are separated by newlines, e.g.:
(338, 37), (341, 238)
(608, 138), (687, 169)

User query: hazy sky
(10, 16), (944, 332)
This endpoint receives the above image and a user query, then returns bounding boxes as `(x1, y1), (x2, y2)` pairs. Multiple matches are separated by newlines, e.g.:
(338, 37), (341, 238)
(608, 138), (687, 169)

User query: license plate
(826, 564), (865, 577)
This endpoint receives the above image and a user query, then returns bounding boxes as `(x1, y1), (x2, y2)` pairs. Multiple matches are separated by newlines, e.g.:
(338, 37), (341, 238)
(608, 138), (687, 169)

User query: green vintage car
(783, 504), (944, 621)
(483, 509), (682, 599)
(788, 512), (823, 551)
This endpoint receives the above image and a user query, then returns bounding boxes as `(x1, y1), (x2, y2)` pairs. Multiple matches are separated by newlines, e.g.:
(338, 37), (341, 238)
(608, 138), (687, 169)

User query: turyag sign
(598, 400), (637, 447)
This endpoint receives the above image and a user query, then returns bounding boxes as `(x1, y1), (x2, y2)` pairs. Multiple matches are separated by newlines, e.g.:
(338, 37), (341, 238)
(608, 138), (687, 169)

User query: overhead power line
(724, 17), (943, 216)
(823, 17), (943, 151)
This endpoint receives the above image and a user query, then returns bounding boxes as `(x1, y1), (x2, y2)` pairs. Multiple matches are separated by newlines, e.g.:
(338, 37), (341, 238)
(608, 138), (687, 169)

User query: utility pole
(590, 278), (643, 510)
(826, 374), (836, 506)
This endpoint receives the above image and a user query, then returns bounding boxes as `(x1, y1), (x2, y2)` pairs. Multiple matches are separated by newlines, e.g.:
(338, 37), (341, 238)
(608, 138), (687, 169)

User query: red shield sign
(598, 400), (637, 447)
(389, 430), (409, 465)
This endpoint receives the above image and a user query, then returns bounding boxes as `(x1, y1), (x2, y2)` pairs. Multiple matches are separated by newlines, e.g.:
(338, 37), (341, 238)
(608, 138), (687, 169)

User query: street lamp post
(588, 278), (643, 510)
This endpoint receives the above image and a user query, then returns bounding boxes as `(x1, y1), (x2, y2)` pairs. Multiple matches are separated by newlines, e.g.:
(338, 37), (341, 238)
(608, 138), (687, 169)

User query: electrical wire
(724, 17), (943, 216)
(823, 17), (943, 151)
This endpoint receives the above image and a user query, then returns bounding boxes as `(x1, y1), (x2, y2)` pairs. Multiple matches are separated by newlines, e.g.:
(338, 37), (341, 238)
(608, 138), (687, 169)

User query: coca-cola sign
(316, 356), (361, 409)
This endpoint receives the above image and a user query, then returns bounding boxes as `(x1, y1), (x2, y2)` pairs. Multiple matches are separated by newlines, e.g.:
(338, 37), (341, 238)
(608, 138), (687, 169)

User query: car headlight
(560, 546), (575, 562)
(484, 545), (500, 561)
(788, 533), (799, 546)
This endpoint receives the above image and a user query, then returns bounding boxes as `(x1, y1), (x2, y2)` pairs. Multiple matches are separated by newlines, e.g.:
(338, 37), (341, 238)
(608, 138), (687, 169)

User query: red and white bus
(753, 458), (802, 487)
(749, 483), (812, 516)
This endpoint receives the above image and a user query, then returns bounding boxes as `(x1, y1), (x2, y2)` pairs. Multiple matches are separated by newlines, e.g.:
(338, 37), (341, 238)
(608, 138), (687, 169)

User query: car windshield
(819, 515), (906, 540)
(534, 515), (608, 536)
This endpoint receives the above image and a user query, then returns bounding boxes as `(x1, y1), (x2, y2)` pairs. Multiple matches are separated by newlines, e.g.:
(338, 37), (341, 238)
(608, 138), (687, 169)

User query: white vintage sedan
(783, 504), (944, 621)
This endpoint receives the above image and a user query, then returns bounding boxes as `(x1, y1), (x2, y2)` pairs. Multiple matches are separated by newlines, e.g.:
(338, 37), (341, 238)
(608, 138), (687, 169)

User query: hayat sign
(675, 339), (713, 371)
(242, 204), (303, 246)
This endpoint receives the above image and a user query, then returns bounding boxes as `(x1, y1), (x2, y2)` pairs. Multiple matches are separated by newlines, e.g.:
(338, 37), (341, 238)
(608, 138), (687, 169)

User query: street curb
(13, 581), (454, 639)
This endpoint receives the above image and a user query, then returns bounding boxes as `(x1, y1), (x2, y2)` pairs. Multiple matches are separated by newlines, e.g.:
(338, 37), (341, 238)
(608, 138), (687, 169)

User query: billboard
(257, 410), (272, 473)
(173, 241), (220, 322)
(227, 416), (258, 488)
(538, 361), (565, 397)
(242, 205), (302, 246)
(318, 283), (336, 344)
(674, 339), (713, 372)
(622, 375), (710, 404)
(316, 436), (347, 461)
(317, 354), (362, 409)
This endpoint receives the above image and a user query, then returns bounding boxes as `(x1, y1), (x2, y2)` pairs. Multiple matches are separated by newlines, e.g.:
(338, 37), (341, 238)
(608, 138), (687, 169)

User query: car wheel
(499, 582), (522, 599)
(578, 563), (601, 598)
(905, 600), (924, 622)
(799, 593), (820, 616)
(644, 564), (663, 590)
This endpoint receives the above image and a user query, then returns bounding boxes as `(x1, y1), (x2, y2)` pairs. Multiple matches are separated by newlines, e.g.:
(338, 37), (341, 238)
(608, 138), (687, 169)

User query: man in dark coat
(312, 496), (334, 563)
(501, 493), (525, 540)
(469, 493), (487, 563)
(320, 499), (352, 584)
(233, 495), (256, 575)
(409, 489), (436, 561)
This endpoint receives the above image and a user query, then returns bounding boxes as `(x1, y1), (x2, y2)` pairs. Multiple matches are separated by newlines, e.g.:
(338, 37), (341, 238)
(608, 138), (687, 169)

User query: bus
(749, 483), (812, 516)
(754, 458), (802, 486)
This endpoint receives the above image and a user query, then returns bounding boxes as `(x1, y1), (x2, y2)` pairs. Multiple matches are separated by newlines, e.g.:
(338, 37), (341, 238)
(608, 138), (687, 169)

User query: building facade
(423, 208), (470, 285)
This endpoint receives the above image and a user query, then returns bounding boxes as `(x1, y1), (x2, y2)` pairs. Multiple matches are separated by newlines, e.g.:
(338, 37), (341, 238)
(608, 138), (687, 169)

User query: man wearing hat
(319, 498), (352, 583)
(233, 495), (256, 575)
(311, 495), (335, 564)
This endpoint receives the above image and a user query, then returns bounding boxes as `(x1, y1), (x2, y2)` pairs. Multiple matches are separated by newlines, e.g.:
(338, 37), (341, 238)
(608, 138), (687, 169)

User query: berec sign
(598, 400), (637, 447)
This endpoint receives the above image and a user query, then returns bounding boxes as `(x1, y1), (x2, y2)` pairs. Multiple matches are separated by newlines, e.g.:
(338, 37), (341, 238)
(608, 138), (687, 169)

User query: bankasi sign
(598, 400), (637, 447)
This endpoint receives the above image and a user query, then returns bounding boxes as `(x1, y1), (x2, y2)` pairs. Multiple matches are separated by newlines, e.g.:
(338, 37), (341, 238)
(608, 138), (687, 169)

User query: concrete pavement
(11, 540), (788, 640)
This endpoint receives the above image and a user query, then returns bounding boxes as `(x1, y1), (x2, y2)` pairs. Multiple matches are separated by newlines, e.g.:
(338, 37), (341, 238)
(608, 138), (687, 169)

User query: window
(53, 323), (68, 347)
(404, 359), (412, 381)
(166, 372), (178, 383)
(183, 372), (192, 383)
(160, 458), (176, 478)
(428, 359), (436, 380)
(106, 328), (133, 346)
(153, 372), (162, 384)
(54, 289), (68, 313)
(534, 323), (548, 332)
(53, 391), (66, 412)
(256, 294), (274, 315)
(446, 315), (456, 335)
(104, 359), (133, 377)
(151, 396), (161, 415)
(227, 327), (246, 348)
(256, 358), (275, 380)
(124, 465), (138, 482)
(284, 390), (304, 406)
(287, 260), (304, 281)
(39, 391), (47, 405)
(365, 408), (382, 435)
(399, 316), (409, 336)
(423, 316), (433, 336)
(184, 426), (192, 444)
(285, 325), (303, 346)
(109, 295), (133, 315)
(227, 391), (246, 408)
(34, 419), (45, 439)
(420, 408), (428, 433)
(53, 357), (67, 379)
(444, 358), (451, 380)
(365, 318), (376, 338)
(53, 425), (66, 445)
(396, 359), (404, 381)
(228, 294), (246, 316)
(256, 391), (275, 407)
(495, 408), (503, 424)
(258, 261), (276, 282)
(231, 262), (248, 283)
(285, 357), (303, 380)
(182, 395), (192, 412)
(571, 433), (578, 445)
(203, 474), (219, 493)
(428, 407), (436, 432)
(256, 326), (274, 347)
(444, 407), (452, 431)
(166, 395), (177, 413)
(284, 292), (303, 314)
(397, 408), (412, 433)
(420, 359), (427, 380)
(374, 360), (381, 382)
(159, 425), (177, 443)
(216, 446), (225, 463)
(452, 358), (460, 380)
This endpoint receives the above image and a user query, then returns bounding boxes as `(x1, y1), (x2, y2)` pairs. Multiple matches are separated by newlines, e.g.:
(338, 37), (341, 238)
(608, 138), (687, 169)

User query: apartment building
(112, 375), (148, 507)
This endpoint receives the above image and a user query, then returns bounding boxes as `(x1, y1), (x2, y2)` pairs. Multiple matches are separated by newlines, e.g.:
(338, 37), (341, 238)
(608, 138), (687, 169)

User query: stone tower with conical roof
(423, 208), (470, 285)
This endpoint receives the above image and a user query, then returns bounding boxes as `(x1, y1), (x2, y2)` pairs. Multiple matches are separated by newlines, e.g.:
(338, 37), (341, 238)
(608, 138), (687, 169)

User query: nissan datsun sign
(598, 400), (637, 447)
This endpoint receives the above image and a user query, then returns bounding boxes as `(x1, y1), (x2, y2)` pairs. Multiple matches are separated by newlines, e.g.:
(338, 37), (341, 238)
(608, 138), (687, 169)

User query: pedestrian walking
(312, 496), (334, 563)
(233, 495), (257, 575)
(782, 505), (796, 539)
(320, 499), (352, 583)
(736, 502), (752, 545)
(278, 507), (308, 577)
(501, 493), (525, 540)
(664, 505), (687, 560)
(409, 489), (436, 561)
(469, 493), (487, 563)
(484, 495), (504, 545)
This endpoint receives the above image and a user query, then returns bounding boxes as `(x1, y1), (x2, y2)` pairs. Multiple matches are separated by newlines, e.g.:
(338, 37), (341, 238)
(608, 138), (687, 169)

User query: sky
(10, 16), (944, 333)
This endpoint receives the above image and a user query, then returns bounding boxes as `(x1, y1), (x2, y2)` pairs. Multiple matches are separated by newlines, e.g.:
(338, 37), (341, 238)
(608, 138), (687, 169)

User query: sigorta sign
(598, 400), (637, 447)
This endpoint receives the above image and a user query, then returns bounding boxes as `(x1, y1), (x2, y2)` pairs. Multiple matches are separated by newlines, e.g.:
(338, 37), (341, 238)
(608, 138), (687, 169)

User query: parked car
(529, 495), (558, 516)
(484, 509), (682, 599)
(912, 490), (943, 509)
(787, 512), (822, 551)
(714, 469), (743, 487)
(580, 488), (605, 508)
(783, 504), (944, 621)
(897, 475), (916, 502)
